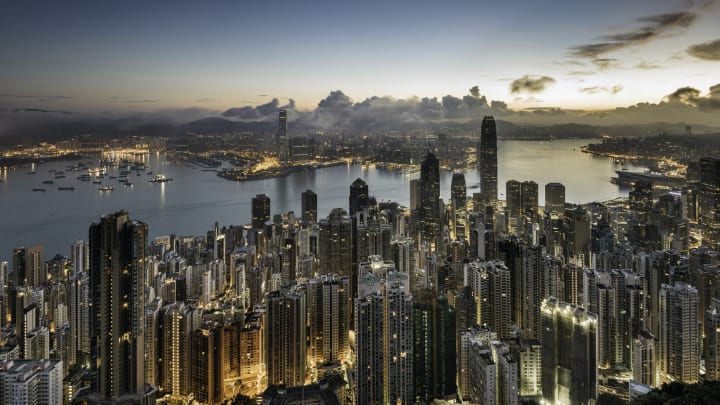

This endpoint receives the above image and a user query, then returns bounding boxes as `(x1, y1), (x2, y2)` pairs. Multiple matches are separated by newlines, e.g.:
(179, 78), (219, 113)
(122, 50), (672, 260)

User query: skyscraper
(541, 298), (598, 405)
(419, 152), (440, 240)
(301, 189), (318, 224)
(659, 282), (699, 383)
(451, 172), (467, 240)
(349, 178), (369, 217)
(545, 182), (566, 215)
(277, 109), (288, 161)
(479, 116), (498, 204)
(88, 211), (154, 402)
(266, 287), (307, 387)
(251, 194), (271, 229)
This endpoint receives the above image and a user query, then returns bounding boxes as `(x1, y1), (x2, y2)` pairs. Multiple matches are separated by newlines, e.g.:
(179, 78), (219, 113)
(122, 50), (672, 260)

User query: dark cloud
(579, 85), (623, 95)
(510, 75), (556, 94)
(469, 85), (481, 98)
(195, 98), (217, 103)
(12, 108), (72, 115)
(571, 11), (696, 59)
(687, 39), (720, 60)
(663, 84), (720, 110)
(222, 98), (280, 120)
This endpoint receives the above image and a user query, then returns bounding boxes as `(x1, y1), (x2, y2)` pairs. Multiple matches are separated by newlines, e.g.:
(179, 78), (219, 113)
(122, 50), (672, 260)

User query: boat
(58, 186), (75, 191)
(27, 171), (36, 174)
(123, 182), (134, 187)
(149, 174), (173, 183)
(92, 180), (102, 184)
(109, 176), (118, 179)
(98, 186), (114, 191)
(42, 180), (54, 184)
(32, 188), (46, 192)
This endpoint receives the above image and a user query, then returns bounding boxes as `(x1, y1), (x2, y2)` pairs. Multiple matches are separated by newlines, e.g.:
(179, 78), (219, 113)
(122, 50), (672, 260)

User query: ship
(149, 174), (173, 183)
(98, 186), (114, 191)
(32, 188), (46, 192)
(42, 180), (54, 184)
(58, 186), (75, 191)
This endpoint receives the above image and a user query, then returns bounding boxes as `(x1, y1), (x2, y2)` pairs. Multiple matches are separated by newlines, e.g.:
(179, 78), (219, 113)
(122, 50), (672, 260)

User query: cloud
(222, 98), (280, 119)
(591, 58), (619, 70)
(12, 108), (72, 115)
(510, 75), (556, 94)
(568, 71), (597, 76)
(127, 99), (160, 104)
(579, 85), (624, 94)
(195, 98), (218, 103)
(663, 84), (720, 109)
(687, 39), (720, 60)
(571, 11), (696, 59)
(635, 62), (661, 69)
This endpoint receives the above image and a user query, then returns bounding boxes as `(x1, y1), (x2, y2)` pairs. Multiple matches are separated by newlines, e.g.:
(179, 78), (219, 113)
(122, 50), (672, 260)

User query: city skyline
(2, 0), (720, 134)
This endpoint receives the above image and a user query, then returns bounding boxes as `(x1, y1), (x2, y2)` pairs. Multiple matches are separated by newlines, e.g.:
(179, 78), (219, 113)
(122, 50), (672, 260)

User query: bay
(0, 139), (638, 258)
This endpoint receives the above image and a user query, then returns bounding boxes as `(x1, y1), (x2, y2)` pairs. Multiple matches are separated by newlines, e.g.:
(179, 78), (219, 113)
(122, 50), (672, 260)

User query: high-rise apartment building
(544, 182), (566, 215)
(541, 298), (597, 405)
(265, 286), (307, 387)
(349, 178), (369, 217)
(659, 282), (699, 383)
(87, 210), (154, 403)
(0, 360), (63, 405)
(451, 172), (468, 240)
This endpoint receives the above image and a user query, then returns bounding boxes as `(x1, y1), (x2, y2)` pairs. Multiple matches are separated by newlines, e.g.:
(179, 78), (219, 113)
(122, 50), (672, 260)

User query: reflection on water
(0, 139), (637, 257)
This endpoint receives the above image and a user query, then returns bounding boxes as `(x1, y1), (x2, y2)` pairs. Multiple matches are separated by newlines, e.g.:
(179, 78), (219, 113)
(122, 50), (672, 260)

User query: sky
(0, 0), (719, 129)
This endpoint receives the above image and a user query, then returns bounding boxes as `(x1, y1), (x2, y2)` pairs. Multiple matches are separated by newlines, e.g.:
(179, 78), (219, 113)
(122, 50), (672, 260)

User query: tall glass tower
(479, 116), (498, 204)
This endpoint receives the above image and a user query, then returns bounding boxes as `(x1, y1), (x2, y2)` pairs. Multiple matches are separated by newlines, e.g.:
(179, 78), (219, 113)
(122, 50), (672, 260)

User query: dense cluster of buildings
(2, 114), (720, 404)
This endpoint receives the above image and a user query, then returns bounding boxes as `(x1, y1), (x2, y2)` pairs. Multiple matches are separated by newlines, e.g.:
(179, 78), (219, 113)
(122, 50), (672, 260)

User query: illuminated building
(419, 152), (440, 242)
(413, 291), (456, 402)
(464, 260), (512, 339)
(307, 274), (350, 368)
(659, 282), (699, 383)
(479, 116), (498, 204)
(277, 109), (288, 161)
(87, 211), (155, 403)
(451, 172), (468, 240)
(0, 360), (63, 405)
(541, 298), (597, 405)
(355, 270), (413, 405)
(632, 330), (657, 387)
(265, 286), (307, 387)
(349, 178), (369, 218)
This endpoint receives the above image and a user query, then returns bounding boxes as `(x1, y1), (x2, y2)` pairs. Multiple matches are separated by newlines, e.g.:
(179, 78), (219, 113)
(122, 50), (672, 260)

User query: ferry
(149, 174), (173, 183)
(98, 186), (114, 191)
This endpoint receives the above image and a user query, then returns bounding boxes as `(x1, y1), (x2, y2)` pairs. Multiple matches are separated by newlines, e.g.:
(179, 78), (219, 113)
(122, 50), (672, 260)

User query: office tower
(564, 207), (591, 266)
(633, 330), (657, 387)
(318, 208), (352, 278)
(451, 172), (468, 240)
(251, 194), (271, 229)
(0, 360), (63, 405)
(301, 189), (318, 224)
(506, 180), (522, 220)
(277, 109), (288, 161)
(479, 116), (498, 204)
(307, 274), (350, 367)
(349, 178), (369, 217)
(355, 271), (413, 405)
(545, 182), (565, 214)
(659, 282), (699, 383)
(541, 298), (598, 405)
(86, 211), (153, 402)
(419, 152), (440, 241)
(288, 136), (315, 163)
(409, 179), (420, 210)
(392, 237), (416, 278)
(265, 286), (307, 387)
(413, 291), (456, 402)
(279, 237), (297, 283)
(12, 246), (43, 289)
(521, 181), (539, 221)
(464, 260), (512, 339)
(0, 261), (6, 329)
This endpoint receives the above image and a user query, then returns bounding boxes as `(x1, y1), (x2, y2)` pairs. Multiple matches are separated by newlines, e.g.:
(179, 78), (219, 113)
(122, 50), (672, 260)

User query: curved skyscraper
(479, 116), (498, 204)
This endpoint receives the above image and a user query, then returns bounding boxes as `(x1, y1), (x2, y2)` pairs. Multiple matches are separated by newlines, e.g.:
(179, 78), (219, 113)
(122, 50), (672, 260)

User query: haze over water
(0, 139), (638, 258)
